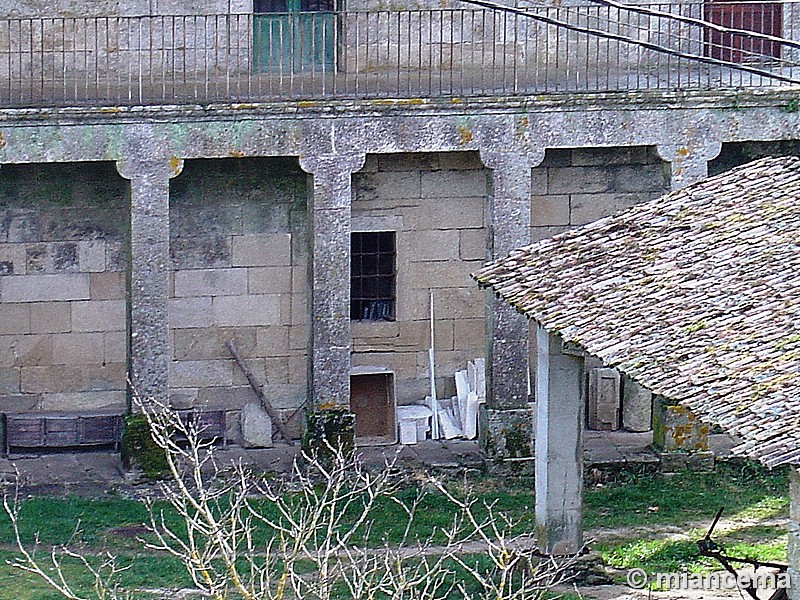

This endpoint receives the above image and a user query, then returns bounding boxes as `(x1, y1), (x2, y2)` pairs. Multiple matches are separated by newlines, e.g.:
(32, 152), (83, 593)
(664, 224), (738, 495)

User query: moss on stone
(302, 409), (355, 467)
(120, 414), (169, 480)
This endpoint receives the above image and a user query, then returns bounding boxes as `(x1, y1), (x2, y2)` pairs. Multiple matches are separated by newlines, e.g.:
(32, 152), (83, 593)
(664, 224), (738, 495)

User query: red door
(704, 0), (782, 62)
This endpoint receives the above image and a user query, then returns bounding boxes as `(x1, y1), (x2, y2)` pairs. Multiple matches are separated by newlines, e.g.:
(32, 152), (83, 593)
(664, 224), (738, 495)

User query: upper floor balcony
(1, 0), (799, 109)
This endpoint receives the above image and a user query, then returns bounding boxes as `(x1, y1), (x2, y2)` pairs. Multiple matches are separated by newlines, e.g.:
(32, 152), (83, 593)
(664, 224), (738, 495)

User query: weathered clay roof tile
(474, 156), (800, 468)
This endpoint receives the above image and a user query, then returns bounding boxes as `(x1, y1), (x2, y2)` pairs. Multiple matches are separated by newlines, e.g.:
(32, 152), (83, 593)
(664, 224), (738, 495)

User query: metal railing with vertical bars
(1, 2), (799, 108)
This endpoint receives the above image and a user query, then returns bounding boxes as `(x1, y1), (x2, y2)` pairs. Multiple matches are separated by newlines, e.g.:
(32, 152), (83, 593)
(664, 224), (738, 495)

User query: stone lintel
(299, 153), (366, 410)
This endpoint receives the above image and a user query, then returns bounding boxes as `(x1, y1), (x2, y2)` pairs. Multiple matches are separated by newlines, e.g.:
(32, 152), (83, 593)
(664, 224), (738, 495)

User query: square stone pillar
(478, 149), (544, 459)
(657, 141), (722, 190)
(535, 325), (585, 555)
(299, 153), (365, 411)
(116, 156), (183, 406)
(789, 467), (800, 599)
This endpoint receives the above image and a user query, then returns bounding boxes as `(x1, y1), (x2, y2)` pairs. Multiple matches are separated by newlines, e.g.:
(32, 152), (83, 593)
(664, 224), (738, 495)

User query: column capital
(656, 141), (722, 190)
(298, 152), (366, 176)
(655, 141), (722, 163)
(115, 156), (184, 181)
(479, 147), (545, 171)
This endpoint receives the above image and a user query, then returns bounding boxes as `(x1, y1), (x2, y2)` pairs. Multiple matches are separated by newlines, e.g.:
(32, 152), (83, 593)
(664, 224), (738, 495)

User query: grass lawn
(0, 460), (789, 598)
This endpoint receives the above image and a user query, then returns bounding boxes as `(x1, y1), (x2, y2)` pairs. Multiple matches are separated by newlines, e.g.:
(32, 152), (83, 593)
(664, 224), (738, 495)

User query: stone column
(298, 152), (365, 424)
(535, 325), (584, 555)
(789, 467), (800, 599)
(478, 148), (544, 459)
(115, 156), (183, 407)
(656, 142), (722, 190)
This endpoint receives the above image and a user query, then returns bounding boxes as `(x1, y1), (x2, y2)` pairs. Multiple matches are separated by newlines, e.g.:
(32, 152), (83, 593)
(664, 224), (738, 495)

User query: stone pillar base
(478, 406), (534, 459)
(302, 409), (355, 467)
(658, 451), (714, 473)
(652, 402), (709, 453)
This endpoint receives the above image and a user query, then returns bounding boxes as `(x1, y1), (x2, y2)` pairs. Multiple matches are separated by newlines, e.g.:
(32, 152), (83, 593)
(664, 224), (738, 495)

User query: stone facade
(168, 158), (308, 439)
(0, 163), (128, 415)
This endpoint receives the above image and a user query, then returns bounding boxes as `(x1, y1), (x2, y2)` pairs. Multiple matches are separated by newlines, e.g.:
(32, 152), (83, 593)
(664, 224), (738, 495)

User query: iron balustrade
(1, 2), (799, 108)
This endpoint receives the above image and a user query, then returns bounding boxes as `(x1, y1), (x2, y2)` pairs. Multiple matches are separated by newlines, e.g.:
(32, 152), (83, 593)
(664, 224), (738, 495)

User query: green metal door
(253, 0), (335, 73)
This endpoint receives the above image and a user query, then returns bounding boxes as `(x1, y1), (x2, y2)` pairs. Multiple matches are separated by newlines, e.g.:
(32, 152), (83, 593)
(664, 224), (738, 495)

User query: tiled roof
(474, 156), (800, 468)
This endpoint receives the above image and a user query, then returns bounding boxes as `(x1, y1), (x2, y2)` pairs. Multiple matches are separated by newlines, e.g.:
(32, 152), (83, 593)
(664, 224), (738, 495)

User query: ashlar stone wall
(531, 146), (671, 242)
(352, 152), (488, 404)
(167, 158), (308, 439)
(0, 162), (128, 415)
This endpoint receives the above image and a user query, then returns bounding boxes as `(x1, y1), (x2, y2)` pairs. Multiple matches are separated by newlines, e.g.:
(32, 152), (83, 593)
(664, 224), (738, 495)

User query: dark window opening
(351, 231), (396, 321)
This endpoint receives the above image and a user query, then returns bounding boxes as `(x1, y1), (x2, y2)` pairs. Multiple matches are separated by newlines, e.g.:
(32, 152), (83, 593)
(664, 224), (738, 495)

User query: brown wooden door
(704, 0), (782, 62)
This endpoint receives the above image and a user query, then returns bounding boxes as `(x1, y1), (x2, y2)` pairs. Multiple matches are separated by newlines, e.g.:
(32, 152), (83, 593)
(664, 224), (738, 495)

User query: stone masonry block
(407, 229), (459, 262)
(28, 302), (72, 333)
(170, 236), (232, 270)
(531, 195), (570, 226)
(72, 300), (126, 332)
(0, 244), (26, 275)
(172, 327), (257, 361)
(169, 297), (213, 329)
(170, 360), (233, 388)
(354, 171), (421, 201)
(421, 170), (487, 198)
(104, 332), (127, 364)
(548, 166), (611, 195)
(196, 385), (258, 410)
(406, 197), (484, 230)
(438, 152), (484, 171)
(530, 167), (548, 193)
(51, 332), (105, 365)
(0, 367), (20, 394)
(570, 193), (657, 226)
(254, 326), (291, 356)
(0, 303), (31, 334)
(248, 266), (292, 295)
(21, 363), (126, 393)
(78, 240), (107, 272)
(531, 226), (569, 242)
(1, 334), (53, 367)
(174, 268), (248, 297)
(377, 153), (439, 172)
(232, 233), (292, 267)
(459, 229), (486, 261)
(571, 146), (655, 166)
(1, 273), (90, 303)
(213, 294), (281, 327)
(39, 390), (127, 412)
(454, 317), (486, 352)
(408, 261), (481, 290)
(610, 165), (670, 193)
(89, 272), (126, 301)
(0, 394), (40, 413)
(288, 324), (308, 351)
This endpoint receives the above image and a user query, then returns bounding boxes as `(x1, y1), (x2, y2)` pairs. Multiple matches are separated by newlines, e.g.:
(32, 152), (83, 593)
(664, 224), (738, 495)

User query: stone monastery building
(1, 0), (800, 456)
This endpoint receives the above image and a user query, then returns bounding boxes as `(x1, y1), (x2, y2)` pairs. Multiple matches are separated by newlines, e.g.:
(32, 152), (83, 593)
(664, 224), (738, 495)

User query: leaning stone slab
(240, 401), (273, 448)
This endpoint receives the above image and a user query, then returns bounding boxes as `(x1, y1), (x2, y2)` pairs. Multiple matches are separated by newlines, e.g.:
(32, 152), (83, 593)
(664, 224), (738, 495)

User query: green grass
(0, 461), (789, 598)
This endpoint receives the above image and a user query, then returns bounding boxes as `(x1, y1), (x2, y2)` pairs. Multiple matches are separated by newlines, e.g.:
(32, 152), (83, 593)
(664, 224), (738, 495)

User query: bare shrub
(3, 397), (579, 599)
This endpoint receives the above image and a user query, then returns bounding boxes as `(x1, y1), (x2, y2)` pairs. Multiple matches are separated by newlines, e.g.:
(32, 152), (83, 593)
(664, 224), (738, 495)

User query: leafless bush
(3, 397), (579, 599)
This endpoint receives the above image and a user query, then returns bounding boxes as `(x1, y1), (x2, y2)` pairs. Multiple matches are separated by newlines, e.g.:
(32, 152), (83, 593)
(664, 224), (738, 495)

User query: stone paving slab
(0, 432), (740, 496)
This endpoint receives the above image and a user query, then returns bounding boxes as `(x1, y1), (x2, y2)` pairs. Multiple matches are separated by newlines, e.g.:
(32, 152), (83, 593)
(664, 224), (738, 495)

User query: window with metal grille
(351, 231), (396, 321)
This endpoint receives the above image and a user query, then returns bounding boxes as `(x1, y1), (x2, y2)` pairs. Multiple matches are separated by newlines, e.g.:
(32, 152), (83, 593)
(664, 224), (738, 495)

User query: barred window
(351, 231), (396, 321)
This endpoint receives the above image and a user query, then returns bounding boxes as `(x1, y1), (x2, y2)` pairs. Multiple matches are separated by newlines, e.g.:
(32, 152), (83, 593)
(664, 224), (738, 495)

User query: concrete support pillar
(656, 141), (722, 190)
(789, 467), (800, 599)
(478, 148), (544, 459)
(115, 155), (183, 406)
(535, 325), (585, 555)
(298, 153), (365, 411)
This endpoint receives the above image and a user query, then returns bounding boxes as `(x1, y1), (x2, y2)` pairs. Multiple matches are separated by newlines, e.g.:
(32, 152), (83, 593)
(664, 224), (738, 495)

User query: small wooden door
(350, 372), (395, 442)
(253, 0), (336, 73)
(704, 0), (782, 62)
